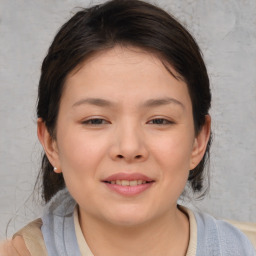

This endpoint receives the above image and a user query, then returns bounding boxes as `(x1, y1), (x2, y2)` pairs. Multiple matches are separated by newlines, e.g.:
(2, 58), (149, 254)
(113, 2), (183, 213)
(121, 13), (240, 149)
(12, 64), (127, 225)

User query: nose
(109, 124), (149, 163)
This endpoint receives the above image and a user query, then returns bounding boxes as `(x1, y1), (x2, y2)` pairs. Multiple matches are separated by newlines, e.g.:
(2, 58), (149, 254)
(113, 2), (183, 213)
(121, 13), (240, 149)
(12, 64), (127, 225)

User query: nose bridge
(111, 118), (148, 162)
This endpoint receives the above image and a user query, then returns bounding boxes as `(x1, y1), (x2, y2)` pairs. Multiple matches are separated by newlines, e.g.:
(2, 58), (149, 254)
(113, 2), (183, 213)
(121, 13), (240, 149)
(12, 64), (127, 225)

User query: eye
(82, 118), (110, 125)
(148, 118), (174, 125)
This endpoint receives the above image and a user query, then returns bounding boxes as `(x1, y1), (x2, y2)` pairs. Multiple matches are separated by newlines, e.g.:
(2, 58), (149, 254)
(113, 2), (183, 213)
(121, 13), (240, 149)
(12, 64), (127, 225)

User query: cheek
(56, 128), (108, 181)
(151, 131), (194, 171)
(56, 130), (109, 209)
(150, 131), (194, 195)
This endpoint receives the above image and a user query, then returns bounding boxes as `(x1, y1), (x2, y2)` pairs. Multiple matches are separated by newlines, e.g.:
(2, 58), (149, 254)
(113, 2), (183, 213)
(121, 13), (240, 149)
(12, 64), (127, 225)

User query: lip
(102, 172), (155, 196)
(103, 172), (154, 182)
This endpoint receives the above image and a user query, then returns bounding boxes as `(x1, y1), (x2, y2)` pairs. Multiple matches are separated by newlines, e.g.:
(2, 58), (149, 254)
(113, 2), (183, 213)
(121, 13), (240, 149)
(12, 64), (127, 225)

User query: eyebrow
(72, 97), (184, 109)
(142, 97), (185, 109)
(72, 98), (113, 108)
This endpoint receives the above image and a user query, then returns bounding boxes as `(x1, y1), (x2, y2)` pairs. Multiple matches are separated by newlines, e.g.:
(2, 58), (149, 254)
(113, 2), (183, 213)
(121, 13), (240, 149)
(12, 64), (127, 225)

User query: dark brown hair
(37, 0), (211, 202)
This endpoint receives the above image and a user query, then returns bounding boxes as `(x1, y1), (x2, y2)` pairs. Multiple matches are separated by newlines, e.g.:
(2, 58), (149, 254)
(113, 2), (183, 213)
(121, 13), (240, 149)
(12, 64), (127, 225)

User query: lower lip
(104, 182), (154, 196)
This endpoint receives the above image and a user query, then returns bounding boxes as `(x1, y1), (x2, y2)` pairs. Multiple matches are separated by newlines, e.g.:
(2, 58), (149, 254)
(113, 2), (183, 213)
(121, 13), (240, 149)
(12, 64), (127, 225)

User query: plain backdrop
(0, 0), (256, 239)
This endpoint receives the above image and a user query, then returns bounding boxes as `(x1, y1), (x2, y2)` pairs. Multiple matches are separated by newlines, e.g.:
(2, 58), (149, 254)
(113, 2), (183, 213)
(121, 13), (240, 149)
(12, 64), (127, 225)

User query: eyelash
(82, 118), (110, 125)
(81, 118), (174, 126)
(147, 118), (174, 125)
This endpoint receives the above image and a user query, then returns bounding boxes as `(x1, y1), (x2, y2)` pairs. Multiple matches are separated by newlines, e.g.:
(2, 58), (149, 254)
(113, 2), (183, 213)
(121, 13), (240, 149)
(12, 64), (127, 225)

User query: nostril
(115, 154), (145, 161)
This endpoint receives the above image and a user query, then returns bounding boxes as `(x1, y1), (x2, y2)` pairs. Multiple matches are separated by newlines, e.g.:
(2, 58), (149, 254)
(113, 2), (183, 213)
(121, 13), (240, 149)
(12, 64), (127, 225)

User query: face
(43, 46), (207, 226)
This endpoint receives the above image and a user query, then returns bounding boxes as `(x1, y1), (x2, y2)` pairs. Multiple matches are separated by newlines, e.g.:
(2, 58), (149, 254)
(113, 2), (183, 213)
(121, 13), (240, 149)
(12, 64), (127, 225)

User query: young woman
(1, 0), (255, 255)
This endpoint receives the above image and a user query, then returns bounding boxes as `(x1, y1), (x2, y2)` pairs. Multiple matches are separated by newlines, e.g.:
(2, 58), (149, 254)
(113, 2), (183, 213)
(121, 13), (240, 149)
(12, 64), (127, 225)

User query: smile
(102, 173), (155, 196)
(104, 180), (152, 186)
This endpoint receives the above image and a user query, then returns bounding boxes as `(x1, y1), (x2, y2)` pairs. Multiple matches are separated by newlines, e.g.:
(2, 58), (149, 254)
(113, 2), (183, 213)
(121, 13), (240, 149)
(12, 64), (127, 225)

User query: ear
(37, 118), (62, 173)
(190, 115), (211, 170)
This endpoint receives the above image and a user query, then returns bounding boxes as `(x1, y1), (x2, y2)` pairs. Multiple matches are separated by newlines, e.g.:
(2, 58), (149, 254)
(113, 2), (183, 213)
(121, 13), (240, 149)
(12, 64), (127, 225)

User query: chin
(108, 215), (149, 227)
(101, 206), (152, 227)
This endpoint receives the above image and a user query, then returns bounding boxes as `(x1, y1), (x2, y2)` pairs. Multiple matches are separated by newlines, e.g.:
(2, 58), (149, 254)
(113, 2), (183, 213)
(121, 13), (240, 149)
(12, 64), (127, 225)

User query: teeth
(107, 180), (150, 186)
(121, 180), (129, 186)
(129, 180), (137, 186)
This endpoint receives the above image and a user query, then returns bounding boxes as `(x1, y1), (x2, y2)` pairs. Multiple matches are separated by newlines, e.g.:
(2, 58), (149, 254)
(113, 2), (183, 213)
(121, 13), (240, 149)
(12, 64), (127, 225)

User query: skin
(38, 46), (211, 256)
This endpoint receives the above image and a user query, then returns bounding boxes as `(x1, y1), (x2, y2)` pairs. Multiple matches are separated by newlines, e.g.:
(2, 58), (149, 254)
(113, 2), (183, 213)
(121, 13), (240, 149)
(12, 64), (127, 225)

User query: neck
(78, 206), (189, 256)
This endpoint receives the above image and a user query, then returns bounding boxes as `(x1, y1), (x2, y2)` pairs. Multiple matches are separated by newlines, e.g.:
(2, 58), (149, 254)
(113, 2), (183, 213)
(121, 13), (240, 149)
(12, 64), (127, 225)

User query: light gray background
(0, 0), (255, 239)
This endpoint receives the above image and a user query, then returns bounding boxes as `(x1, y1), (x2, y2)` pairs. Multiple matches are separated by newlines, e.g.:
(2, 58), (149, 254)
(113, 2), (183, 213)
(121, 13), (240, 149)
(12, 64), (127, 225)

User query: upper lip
(102, 172), (154, 182)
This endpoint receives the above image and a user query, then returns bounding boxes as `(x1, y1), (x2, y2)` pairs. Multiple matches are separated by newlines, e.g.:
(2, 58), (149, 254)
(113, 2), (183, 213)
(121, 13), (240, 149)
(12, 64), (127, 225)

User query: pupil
(92, 119), (102, 124)
(154, 119), (163, 124)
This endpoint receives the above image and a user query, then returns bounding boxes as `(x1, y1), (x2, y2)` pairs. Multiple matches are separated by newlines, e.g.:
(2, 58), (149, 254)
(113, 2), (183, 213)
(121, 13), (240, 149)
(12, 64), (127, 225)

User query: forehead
(68, 46), (175, 79)
(62, 46), (191, 109)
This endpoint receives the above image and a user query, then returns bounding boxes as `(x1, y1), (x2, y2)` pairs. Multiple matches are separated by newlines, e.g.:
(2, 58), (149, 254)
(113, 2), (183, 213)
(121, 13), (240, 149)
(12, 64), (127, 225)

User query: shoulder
(226, 219), (256, 248)
(194, 211), (256, 255)
(0, 237), (30, 256)
(0, 218), (47, 256)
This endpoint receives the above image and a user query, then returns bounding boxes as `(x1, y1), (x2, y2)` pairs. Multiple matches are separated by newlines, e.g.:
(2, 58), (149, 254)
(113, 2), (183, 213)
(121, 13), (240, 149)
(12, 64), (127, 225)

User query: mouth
(103, 180), (154, 186)
(102, 173), (155, 196)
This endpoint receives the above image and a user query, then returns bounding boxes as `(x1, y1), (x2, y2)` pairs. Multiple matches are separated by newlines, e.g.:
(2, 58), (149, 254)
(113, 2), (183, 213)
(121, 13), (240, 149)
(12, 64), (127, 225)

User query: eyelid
(81, 116), (111, 125)
(147, 117), (175, 125)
